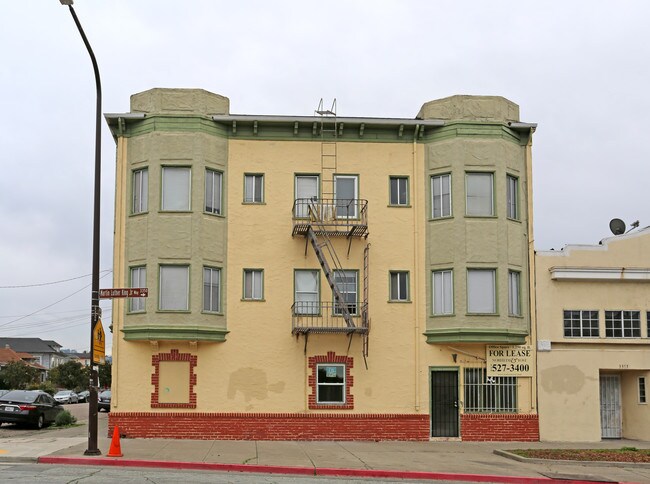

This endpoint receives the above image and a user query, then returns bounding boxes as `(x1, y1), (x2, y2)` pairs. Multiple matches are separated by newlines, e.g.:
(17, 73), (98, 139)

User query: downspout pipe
(413, 124), (421, 412)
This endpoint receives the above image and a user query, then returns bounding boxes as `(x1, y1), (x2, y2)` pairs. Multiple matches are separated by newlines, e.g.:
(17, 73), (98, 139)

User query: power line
(0, 270), (112, 289)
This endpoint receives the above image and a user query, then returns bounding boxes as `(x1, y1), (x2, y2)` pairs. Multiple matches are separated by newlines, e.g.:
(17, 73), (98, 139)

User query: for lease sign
(486, 345), (534, 377)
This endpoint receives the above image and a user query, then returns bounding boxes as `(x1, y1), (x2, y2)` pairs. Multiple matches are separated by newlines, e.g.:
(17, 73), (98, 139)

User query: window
(639, 377), (647, 404)
(564, 310), (599, 337)
(159, 265), (189, 311)
(295, 175), (319, 218)
(508, 270), (521, 316)
(334, 175), (358, 218)
(205, 169), (223, 215)
(295, 270), (320, 315)
(203, 267), (221, 312)
(506, 175), (518, 219)
(317, 364), (345, 404)
(432, 270), (453, 315)
(389, 176), (409, 206)
(466, 173), (494, 216)
(132, 168), (148, 214)
(244, 174), (264, 203)
(243, 269), (263, 300)
(605, 310), (641, 338)
(129, 266), (146, 313)
(464, 368), (517, 413)
(162, 167), (191, 211)
(467, 269), (496, 314)
(333, 270), (357, 315)
(389, 271), (409, 301)
(431, 174), (451, 218)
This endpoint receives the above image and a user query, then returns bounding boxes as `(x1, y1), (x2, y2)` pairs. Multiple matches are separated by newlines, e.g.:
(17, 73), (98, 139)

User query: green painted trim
(204, 168), (225, 217)
(116, 116), (229, 139)
(388, 270), (410, 302)
(242, 268), (264, 300)
(243, 173), (265, 203)
(122, 325), (228, 342)
(421, 123), (522, 144)
(423, 327), (528, 344)
(201, 265), (223, 314)
(158, 264), (191, 311)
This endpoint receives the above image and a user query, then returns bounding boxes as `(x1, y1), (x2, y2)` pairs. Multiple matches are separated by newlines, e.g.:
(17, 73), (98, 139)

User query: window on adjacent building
(508, 270), (521, 316)
(639, 377), (647, 404)
(464, 368), (517, 413)
(159, 265), (189, 311)
(333, 270), (357, 315)
(294, 270), (320, 315)
(389, 176), (409, 206)
(162, 167), (191, 211)
(389, 271), (409, 301)
(203, 267), (221, 313)
(335, 175), (359, 218)
(243, 269), (263, 300)
(132, 168), (148, 214)
(244, 174), (264, 203)
(129, 266), (146, 313)
(432, 270), (453, 315)
(317, 364), (345, 404)
(563, 310), (599, 337)
(506, 175), (519, 220)
(605, 310), (641, 338)
(295, 175), (319, 218)
(205, 169), (223, 215)
(467, 269), (496, 314)
(431, 174), (451, 218)
(466, 173), (494, 216)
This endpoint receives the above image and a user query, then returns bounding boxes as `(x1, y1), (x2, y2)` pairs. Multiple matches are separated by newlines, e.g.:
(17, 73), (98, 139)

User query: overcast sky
(1, 1), (649, 354)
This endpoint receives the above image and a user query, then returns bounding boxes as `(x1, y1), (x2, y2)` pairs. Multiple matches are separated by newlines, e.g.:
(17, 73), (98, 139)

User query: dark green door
(431, 370), (459, 437)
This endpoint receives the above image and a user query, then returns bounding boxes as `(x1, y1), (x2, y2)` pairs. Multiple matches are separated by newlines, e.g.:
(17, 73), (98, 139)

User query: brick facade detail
(151, 349), (197, 409)
(460, 414), (539, 441)
(308, 351), (354, 410)
(108, 412), (430, 441)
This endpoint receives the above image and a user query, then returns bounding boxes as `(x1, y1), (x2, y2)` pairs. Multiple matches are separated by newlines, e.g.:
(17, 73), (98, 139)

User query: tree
(98, 361), (112, 389)
(0, 361), (40, 389)
(48, 360), (88, 391)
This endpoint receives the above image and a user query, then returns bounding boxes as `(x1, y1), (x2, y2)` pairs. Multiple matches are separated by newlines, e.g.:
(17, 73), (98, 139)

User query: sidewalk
(2, 431), (650, 483)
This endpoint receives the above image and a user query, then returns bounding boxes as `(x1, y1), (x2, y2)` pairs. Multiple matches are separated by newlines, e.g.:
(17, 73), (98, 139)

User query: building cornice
(550, 266), (650, 281)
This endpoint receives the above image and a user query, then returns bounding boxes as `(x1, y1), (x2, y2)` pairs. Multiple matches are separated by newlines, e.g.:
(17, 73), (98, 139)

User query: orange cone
(107, 426), (123, 457)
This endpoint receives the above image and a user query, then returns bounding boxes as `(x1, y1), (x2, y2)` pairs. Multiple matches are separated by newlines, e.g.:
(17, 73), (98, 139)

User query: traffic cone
(107, 426), (123, 457)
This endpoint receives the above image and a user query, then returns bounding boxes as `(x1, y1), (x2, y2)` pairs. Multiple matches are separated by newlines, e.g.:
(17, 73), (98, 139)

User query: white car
(53, 390), (78, 404)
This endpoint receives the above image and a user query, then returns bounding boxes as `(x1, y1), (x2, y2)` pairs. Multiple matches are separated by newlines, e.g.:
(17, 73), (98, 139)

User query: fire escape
(291, 100), (370, 358)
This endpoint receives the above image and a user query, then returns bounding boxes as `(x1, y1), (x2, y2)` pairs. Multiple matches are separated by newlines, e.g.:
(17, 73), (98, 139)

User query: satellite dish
(609, 218), (626, 235)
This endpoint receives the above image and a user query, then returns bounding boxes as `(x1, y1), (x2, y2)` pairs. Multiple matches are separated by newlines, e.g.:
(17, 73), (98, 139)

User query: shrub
(37, 381), (57, 395)
(55, 410), (77, 427)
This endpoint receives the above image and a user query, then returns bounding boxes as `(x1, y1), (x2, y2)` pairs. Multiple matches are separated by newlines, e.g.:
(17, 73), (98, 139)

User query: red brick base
(108, 412), (429, 441)
(460, 414), (539, 441)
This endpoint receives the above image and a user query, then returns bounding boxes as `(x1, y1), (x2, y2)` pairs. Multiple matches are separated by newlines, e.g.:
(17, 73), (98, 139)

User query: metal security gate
(431, 369), (459, 437)
(600, 375), (622, 439)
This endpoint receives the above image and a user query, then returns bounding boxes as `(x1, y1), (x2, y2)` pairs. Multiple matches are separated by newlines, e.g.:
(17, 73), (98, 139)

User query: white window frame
(295, 175), (319, 218)
(316, 363), (346, 404)
(506, 175), (519, 220)
(159, 265), (189, 311)
(563, 310), (600, 337)
(466, 172), (494, 216)
(244, 174), (264, 203)
(161, 166), (191, 211)
(334, 175), (359, 219)
(389, 176), (409, 206)
(205, 169), (223, 215)
(203, 266), (221, 313)
(508, 270), (521, 316)
(389, 271), (409, 301)
(431, 174), (451, 218)
(132, 168), (148, 214)
(294, 269), (320, 315)
(432, 270), (453, 315)
(605, 310), (641, 338)
(333, 269), (358, 315)
(129, 266), (146, 313)
(243, 269), (263, 300)
(467, 269), (496, 314)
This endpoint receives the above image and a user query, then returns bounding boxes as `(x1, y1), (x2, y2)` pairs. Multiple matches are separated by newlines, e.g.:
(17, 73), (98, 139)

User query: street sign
(93, 318), (106, 365)
(99, 288), (148, 298)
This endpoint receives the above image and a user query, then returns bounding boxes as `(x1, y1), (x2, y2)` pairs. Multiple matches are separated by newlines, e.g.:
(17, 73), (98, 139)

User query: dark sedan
(0, 390), (63, 429)
(98, 390), (111, 412)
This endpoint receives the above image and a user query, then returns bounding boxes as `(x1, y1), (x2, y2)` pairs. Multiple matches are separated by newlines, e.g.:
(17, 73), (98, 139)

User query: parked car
(0, 390), (63, 429)
(98, 390), (111, 412)
(0, 389), (11, 398)
(77, 390), (90, 403)
(53, 390), (78, 404)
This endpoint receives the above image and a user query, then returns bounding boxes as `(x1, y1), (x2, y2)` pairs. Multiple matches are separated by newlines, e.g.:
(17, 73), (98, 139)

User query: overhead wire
(0, 270), (112, 289)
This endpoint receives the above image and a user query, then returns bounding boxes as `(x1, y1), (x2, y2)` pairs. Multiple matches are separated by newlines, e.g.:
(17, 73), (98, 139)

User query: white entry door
(600, 375), (622, 439)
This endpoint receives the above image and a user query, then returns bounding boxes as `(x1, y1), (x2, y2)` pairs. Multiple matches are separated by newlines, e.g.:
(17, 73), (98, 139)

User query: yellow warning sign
(93, 319), (106, 364)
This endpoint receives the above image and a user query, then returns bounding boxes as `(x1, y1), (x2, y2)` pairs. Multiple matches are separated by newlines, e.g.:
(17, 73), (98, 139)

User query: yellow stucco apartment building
(105, 88), (539, 440)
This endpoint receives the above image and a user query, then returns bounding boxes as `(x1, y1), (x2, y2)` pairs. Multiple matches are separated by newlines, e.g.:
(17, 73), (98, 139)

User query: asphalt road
(0, 403), (108, 438)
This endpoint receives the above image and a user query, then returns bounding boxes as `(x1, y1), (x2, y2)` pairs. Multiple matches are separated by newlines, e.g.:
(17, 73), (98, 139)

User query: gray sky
(1, 1), (649, 354)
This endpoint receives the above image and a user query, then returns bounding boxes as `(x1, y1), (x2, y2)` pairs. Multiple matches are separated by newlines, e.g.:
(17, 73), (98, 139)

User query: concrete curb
(37, 456), (614, 483)
(0, 456), (38, 463)
(495, 449), (650, 469)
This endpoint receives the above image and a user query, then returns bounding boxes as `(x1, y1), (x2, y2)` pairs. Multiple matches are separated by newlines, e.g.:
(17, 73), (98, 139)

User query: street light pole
(59, 0), (102, 456)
